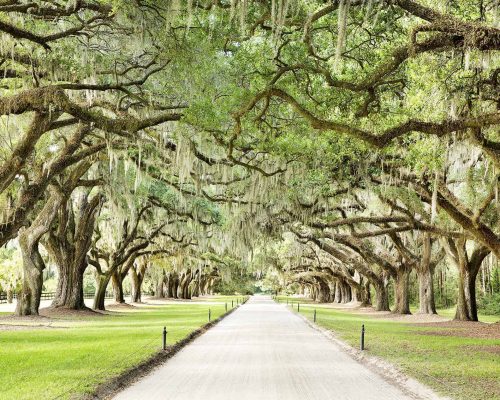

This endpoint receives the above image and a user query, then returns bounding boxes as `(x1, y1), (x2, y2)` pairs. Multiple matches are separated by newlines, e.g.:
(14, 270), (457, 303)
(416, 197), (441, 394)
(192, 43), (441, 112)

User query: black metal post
(232, 300), (234, 308)
(314, 309), (316, 323)
(225, 302), (228, 312)
(297, 303), (300, 312)
(209, 308), (211, 322)
(163, 326), (167, 350)
(361, 324), (365, 350)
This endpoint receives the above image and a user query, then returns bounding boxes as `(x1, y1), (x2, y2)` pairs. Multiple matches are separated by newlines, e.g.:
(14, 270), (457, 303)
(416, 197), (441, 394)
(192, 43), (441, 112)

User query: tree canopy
(0, 0), (498, 321)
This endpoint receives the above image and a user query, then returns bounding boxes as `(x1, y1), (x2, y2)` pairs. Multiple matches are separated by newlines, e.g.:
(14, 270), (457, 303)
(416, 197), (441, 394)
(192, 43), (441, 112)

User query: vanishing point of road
(114, 296), (419, 400)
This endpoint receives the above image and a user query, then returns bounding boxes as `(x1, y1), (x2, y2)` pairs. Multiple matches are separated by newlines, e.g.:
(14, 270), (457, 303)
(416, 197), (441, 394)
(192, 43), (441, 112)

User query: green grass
(0, 296), (240, 400)
(277, 297), (499, 400)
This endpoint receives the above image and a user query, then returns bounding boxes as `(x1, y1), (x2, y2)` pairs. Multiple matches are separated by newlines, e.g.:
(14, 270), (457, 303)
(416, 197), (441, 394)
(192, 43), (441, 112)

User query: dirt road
(114, 296), (422, 400)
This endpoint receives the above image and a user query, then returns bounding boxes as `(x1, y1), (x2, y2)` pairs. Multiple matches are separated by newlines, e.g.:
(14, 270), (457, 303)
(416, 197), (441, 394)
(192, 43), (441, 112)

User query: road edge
(283, 303), (452, 400)
(83, 298), (248, 400)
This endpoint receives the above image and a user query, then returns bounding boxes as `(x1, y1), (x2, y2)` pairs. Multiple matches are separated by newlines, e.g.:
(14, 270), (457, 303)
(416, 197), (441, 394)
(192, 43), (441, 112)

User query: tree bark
(16, 238), (45, 316)
(393, 267), (411, 314)
(129, 260), (147, 303)
(16, 187), (63, 316)
(316, 279), (330, 302)
(177, 269), (192, 299)
(93, 273), (111, 311)
(111, 270), (125, 303)
(443, 238), (490, 321)
(46, 193), (102, 310)
(334, 281), (341, 303)
(418, 267), (436, 314)
(154, 268), (165, 298)
(53, 256), (86, 309)
(416, 234), (437, 314)
(360, 281), (371, 307)
(340, 281), (351, 303)
(165, 272), (176, 298)
(374, 281), (390, 311)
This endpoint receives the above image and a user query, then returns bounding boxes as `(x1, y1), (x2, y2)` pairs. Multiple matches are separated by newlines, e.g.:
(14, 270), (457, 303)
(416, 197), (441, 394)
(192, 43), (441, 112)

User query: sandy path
(113, 295), (421, 400)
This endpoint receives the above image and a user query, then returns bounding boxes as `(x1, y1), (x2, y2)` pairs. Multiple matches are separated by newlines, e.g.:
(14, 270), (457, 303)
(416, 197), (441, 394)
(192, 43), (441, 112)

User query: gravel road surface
(114, 295), (416, 400)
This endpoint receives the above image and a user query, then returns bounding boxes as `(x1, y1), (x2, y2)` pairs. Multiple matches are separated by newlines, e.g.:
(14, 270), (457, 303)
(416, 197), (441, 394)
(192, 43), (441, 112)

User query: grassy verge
(276, 296), (499, 400)
(0, 296), (241, 400)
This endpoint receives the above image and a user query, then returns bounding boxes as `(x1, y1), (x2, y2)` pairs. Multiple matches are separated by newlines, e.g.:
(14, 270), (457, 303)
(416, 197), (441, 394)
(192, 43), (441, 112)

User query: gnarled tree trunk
(45, 193), (102, 310)
(16, 238), (45, 316)
(443, 238), (490, 321)
(16, 187), (64, 316)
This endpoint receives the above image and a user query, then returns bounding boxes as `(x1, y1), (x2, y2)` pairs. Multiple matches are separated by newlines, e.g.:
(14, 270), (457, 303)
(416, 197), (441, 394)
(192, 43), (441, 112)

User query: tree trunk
(129, 265), (145, 303)
(155, 271), (165, 298)
(360, 281), (371, 307)
(16, 239), (44, 316)
(178, 270), (192, 299)
(111, 270), (125, 303)
(171, 273), (179, 298)
(190, 270), (200, 297)
(418, 267), (436, 314)
(341, 282), (351, 303)
(443, 238), (490, 321)
(416, 233), (437, 314)
(374, 281), (390, 311)
(53, 258), (86, 309)
(334, 281), (341, 303)
(316, 279), (330, 303)
(16, 187), (63, 316)
(46, 193), (102, 310)
(393, 268), (411, 314)
(351, 285), (359, 303)
(455, 265), (478, 321)
(93, 273), (111, 311)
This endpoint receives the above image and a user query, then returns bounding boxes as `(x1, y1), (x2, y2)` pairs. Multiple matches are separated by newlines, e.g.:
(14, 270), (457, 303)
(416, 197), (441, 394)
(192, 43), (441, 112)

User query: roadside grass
(276, 297), (499, 400)
(0, 296), (240, 400)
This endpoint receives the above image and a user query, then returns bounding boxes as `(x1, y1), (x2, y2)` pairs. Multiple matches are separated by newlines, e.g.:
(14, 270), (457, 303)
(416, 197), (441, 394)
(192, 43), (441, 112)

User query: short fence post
(232, 300), (234, 308)
(163, 327), (167, 351)
(209, 308), (211, 322)
(297, 303), (300, 312)
(225, 302), (227, 312)
(313, 309), (317, 323)
(360, 324), (365, 350)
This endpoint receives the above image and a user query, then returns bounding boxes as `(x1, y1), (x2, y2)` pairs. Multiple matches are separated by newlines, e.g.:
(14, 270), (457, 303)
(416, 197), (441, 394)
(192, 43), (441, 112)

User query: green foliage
(0, 248), (22, 294)
(214, 272), (256, 295)
(478, 293), (500, 316)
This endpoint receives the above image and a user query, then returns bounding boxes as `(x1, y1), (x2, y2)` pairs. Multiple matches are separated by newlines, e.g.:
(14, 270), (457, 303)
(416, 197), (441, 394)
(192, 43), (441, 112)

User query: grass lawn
(0, 296), (240, 400)
(276, 296), (499, 400)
